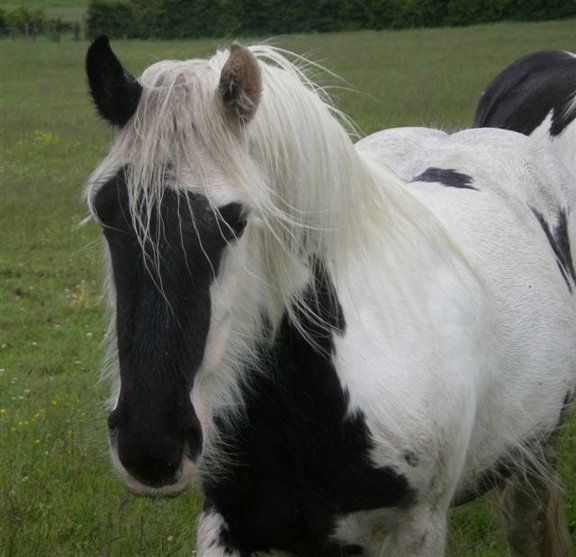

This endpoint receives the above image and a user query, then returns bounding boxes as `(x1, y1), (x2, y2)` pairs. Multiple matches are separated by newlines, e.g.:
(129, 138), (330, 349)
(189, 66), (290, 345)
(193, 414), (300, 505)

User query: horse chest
(201, 309), (415, 555)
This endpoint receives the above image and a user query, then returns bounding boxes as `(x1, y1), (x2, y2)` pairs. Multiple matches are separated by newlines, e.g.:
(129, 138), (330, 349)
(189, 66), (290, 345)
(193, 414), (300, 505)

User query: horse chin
(110, 447), (198, 498)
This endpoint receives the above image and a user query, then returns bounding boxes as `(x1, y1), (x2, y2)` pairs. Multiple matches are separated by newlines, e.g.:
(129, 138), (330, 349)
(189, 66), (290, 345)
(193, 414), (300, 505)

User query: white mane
(86, 45), (470, 338)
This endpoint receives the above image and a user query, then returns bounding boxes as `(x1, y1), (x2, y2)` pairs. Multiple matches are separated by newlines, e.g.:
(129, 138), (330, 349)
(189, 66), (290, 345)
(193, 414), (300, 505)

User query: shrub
(5, 7), (48, 35)
(86, 0), (136, 39)
(85, 0), (576, 40)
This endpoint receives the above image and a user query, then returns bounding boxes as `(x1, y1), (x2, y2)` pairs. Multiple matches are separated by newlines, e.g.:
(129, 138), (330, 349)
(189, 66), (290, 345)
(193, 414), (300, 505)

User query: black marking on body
(452, 458), (514, 507)
(531, 208), (575, 292)
(412, 167), (477, 190)
(474, 51), (576, 137)
(454, 412), (574, 507)
(203, 262), (414, 555)
(94, 168), (246, 487)
(403, 450), (419, 467)
(218, 526), (241, 556)
(452, 437), (546, 507)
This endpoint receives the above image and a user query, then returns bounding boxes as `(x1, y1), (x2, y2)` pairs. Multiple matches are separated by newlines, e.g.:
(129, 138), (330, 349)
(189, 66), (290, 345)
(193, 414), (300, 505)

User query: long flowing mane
(87, 45), (469, 332)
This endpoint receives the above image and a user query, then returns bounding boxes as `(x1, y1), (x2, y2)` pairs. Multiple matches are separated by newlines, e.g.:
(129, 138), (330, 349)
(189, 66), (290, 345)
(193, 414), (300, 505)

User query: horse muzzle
(107, 404), (203, 497)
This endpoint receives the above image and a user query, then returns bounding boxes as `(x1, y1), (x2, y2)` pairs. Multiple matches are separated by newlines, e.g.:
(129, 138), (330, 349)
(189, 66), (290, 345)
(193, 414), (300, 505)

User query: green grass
(0, 0), (87, 11)
(1, 19), (575, 556)
(0, 0), (88, 22)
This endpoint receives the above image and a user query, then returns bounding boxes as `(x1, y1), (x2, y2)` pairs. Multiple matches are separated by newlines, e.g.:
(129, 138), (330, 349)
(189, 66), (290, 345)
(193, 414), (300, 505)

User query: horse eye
(218, 203), (248, 241)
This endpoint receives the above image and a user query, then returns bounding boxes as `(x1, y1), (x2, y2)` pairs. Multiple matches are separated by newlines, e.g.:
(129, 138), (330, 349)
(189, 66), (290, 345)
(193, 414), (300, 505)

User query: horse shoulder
(333, 266), (483, 486)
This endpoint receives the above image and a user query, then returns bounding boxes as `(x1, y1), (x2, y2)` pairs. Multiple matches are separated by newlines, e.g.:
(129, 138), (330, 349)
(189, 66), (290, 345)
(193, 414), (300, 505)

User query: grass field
(1, 19), (575, 556)
(0, 0), (88, 21)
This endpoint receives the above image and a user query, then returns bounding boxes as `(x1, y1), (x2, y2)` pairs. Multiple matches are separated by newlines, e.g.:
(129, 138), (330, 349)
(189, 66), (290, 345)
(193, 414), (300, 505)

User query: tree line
(0, 7), (83, 39)
(2, 0), (574, 40)
(86, 0), (575, 38)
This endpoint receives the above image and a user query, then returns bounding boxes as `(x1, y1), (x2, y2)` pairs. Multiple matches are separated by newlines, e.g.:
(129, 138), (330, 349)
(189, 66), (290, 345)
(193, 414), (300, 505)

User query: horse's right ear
(86, 36), (142, 127)
(218, 43), (262, 124)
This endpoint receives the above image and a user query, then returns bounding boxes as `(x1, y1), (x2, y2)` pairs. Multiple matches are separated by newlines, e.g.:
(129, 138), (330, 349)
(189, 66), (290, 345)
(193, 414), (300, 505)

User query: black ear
(86, 36), (142, 127)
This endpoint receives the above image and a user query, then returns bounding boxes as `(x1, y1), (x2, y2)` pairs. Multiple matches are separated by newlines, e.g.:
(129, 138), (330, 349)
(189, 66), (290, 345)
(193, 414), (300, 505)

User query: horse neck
(248, 96), (454, 286)
(202, 119), (475, 432)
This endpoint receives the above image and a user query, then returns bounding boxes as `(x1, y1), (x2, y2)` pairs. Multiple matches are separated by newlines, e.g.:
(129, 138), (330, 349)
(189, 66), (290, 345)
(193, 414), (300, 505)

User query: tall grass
(1, 19), (575, 556)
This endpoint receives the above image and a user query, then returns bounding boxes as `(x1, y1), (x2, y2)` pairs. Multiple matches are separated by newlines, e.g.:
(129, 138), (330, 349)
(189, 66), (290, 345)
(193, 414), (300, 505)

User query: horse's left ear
(218, 43), (262, 124)
(86, 36), (143, 127)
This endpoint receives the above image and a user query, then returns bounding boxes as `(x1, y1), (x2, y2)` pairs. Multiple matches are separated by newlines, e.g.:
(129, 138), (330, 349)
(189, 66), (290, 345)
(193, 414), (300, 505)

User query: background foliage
(0, 5), (81, 37)
(3, 0), (574, 39)
(84, 0), (576, 39)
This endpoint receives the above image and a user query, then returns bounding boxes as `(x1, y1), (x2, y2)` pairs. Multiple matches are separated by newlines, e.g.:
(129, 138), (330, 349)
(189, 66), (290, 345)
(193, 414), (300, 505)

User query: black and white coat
(85, 39), (576, 556)
(474, 50), (576, 178)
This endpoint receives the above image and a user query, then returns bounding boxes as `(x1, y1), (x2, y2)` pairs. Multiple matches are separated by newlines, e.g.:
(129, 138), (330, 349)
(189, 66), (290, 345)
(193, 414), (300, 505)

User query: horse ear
(218, 43), (262, 124)
(86, 36), (142, 127)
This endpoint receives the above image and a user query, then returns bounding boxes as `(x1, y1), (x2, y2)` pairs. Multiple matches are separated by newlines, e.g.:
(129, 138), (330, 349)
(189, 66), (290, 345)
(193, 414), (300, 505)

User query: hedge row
(86, 0), (576, 39)
(0, 7), (80, 37)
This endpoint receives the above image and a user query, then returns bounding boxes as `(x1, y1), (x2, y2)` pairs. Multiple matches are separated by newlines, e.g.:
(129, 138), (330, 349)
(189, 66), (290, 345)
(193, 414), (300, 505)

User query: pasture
(1, 19), (575, 556)
(0, 0), (87, 22)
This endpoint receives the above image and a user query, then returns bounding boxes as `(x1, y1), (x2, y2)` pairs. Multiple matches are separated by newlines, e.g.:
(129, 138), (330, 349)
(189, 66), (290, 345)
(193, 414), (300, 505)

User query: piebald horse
(85, 37), (575, 556)
(474, 50), (576, 178)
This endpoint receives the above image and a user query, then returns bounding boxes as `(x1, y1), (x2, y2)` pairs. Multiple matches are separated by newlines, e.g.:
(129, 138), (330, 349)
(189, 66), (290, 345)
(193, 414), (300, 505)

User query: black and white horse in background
(474, 50), (576, 178)
(85, 37), (576, 556)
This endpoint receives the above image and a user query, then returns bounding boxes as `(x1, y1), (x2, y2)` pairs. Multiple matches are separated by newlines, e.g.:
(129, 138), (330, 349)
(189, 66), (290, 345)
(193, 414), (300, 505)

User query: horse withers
(85, 37), (576, 556)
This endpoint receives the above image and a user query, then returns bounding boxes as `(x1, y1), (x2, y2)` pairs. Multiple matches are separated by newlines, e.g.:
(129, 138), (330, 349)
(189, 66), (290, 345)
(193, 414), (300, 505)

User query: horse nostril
(110, 398), (202, 489)
(115, 425), (187, 488)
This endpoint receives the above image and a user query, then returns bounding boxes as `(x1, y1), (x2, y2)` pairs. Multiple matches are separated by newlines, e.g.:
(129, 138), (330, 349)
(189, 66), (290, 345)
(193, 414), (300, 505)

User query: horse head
(86, 37), (252, 495)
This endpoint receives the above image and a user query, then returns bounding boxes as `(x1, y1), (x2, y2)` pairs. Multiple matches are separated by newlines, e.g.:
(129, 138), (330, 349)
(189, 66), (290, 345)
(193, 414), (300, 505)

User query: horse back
(473, 50), (576, 136)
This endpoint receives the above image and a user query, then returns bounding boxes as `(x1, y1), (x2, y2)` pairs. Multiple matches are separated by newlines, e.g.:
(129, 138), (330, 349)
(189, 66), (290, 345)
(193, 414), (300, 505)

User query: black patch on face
(412, 167), (477, 190)
(203, 262), (414, 555)
(531, 208), (575, 293)
(94, 168), (246, 487)
(474, 51), (576, 137)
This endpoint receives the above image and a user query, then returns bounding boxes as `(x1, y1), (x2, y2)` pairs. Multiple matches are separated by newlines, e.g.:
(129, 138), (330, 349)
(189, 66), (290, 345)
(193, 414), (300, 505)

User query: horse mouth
(109, 441), (199, 498)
